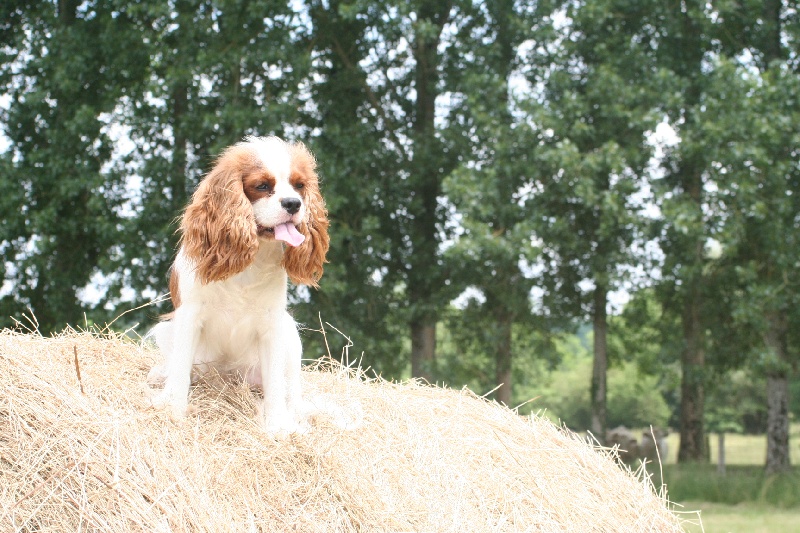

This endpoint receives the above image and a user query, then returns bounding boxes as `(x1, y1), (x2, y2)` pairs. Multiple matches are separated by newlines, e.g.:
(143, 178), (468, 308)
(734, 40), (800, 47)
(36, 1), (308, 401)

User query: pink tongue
(273, 223), (305, 247)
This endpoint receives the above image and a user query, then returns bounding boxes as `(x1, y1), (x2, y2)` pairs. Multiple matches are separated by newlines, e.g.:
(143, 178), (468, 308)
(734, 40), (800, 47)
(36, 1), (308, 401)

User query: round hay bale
(0, 329), (689, 532)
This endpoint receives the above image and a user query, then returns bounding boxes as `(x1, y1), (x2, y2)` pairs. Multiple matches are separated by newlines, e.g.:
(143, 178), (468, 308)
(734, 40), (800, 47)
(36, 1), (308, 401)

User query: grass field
(647, 427), (800, 531)
(680, 502), (800, 533)
(660, 464), (800, 506)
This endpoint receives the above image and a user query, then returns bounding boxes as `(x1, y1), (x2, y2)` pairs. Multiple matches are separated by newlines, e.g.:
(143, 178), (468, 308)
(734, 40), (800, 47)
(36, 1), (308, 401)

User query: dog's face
(241, 137), (310, 245)
(181, 136), (329, 286)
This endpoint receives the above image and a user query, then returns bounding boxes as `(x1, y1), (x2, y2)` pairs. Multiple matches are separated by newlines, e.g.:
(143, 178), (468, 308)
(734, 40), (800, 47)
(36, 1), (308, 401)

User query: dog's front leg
(281, 312), (304, 419)
(151, 305), (201, 419)
(259, 323), (302, 436)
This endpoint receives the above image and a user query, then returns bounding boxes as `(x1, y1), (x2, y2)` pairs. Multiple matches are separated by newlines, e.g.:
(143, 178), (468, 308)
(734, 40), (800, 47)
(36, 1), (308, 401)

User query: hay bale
(606, 425), (641, 465)
(0, 329), (688, 532)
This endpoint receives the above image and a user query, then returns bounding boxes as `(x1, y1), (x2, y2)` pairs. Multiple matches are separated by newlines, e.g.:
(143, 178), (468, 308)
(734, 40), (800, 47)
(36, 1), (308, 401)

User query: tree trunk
(678, 278), (707, 462)
(759, 0), (791, 477)
(717, 433), (726, 476)
(764, 310), (791, 474)
(410, 320), (436, 383)
(170, 0), (191, 214)
(495, 311), (513, 406)
(483, 1), (516, 407)
(407, 1), (451, 380)
(674, 5), (708, 464)
(590, 285), (608, 440)
(762, 0), (783, 67)
(57, 0), (79, 24)
(765, 376), (790, 474)
(170, 79), (189, 210)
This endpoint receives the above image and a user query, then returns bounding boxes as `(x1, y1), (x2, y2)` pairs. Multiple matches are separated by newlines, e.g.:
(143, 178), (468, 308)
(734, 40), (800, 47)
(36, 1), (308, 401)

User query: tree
(300, 0), (411, 374)
(700, 59), (800, 473)
(728, 0), (800, 476)
(0, 0), (146, 332)
(404, 0), (459, 380)
(302, 1), (468, 379)
(441, 0), (540, 404)
(647, 1), (726, 463)
(652, 0), (800, 469)
(526, 0), (661, 440)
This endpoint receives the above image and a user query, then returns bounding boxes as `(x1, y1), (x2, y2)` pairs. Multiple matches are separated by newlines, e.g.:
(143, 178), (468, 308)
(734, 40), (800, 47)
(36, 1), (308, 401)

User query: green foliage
(532, 332), (671, 431)
(0, 1), (142, 332)
(706, 370), (768, 435)
(521, 0), (671, 436)
(526, 7), (660, 317)
(607, 363), (672, 430)
(437, 304), (559, 404)
(533, 334), (593, 428)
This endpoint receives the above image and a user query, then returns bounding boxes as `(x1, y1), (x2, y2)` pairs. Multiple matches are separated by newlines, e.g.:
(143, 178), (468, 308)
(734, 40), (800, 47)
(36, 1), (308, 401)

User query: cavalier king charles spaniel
(148, 136), (329, 435)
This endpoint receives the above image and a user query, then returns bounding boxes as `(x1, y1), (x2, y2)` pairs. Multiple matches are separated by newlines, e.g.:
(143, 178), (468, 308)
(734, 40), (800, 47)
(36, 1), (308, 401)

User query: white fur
(246, 135), (292, 179)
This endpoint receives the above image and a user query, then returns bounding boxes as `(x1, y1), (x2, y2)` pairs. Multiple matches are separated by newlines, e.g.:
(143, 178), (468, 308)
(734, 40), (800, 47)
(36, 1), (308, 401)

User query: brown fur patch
(180, 146), (260, 284)
(242, 171), (276, 202)
(168, 267), (181, 310)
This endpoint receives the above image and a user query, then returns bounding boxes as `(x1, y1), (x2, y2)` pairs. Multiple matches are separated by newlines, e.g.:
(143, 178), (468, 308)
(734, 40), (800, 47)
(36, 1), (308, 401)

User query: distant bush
(535, 352), (670, 431)
(706, 370), (768, 435)
(607, 363), (672, 430)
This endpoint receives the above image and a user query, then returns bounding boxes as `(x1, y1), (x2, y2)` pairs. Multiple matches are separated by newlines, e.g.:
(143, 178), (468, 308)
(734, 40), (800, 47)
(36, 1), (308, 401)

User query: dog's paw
(258, 405), (308, 438)
(148, 390), (193, 421)
(264, 419), (309, 439)
(302, 394), (364, 431)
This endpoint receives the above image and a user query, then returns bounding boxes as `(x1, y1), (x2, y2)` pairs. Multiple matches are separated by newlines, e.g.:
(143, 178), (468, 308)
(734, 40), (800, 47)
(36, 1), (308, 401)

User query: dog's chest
(194, 258), (288, 360)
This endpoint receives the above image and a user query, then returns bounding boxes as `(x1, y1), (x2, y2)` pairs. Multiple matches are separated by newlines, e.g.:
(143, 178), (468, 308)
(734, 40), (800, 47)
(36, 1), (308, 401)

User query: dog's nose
(281, 197), (301, 215)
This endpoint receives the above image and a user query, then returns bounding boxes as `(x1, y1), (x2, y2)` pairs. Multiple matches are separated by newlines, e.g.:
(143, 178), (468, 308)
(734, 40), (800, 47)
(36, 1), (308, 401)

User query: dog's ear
(282, 143), (329, 287)
(181, 148), (259, 284)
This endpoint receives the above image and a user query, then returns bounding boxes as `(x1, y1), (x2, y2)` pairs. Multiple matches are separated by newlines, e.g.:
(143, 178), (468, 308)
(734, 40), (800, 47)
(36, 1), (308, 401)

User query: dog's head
(180, 136), (329, 287)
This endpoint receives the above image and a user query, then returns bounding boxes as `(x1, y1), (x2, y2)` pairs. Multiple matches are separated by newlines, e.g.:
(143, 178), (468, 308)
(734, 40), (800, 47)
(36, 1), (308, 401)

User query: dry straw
(0, 326), (694, 532)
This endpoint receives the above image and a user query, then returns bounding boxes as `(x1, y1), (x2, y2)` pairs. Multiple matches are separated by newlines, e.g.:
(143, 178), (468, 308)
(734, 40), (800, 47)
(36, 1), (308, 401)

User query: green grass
(679, 502), (800, 533)
(661, 465), (800, 531)
(656, 464), (800, 507)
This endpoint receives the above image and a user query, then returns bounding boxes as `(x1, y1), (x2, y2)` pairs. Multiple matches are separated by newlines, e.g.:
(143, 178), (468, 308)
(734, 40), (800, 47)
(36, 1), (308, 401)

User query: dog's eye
(293, 182), (305, 190)
(255, 183), (272, 192)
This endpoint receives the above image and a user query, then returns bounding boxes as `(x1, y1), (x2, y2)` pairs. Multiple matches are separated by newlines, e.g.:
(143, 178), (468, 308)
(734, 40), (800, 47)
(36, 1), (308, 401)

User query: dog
(147, 136), (329, 435)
